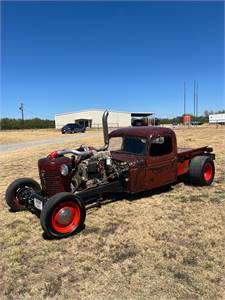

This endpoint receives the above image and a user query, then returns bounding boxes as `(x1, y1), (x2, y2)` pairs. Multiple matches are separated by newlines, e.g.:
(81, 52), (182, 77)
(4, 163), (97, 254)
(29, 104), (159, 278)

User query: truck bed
(177, 146), (210, 160)
(176, 146), (214, 176)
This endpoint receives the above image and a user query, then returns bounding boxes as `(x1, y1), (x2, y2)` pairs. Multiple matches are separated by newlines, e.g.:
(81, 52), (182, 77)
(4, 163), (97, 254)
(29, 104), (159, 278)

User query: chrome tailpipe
(102, 110), (109, 149)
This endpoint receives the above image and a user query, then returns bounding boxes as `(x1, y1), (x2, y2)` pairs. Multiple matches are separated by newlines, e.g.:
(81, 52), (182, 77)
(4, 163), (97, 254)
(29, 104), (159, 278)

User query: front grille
(40, 170), (62, 196)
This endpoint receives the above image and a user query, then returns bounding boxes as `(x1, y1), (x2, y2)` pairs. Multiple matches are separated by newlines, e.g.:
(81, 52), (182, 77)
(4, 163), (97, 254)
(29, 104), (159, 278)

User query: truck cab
(109, 127), (177, 193)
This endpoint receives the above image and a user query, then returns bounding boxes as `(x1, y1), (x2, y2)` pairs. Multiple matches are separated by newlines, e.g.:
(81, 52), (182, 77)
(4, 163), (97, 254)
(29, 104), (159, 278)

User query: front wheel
(40, 192), (86, 239)
(5, 178), (41, 211)
(189, 156), (215, 186)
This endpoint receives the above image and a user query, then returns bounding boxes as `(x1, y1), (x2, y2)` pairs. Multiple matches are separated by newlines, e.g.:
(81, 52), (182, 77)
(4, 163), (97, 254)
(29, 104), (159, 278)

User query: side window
(149, 136), (173, 156)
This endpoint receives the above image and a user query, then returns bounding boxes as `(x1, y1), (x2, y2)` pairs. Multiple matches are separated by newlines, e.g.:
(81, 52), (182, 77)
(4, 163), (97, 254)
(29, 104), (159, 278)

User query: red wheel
(40, 192), (86, 239)
(51, 201), (81, 234)
(203, 163), (213, 182)
(189, 156), (215, 186)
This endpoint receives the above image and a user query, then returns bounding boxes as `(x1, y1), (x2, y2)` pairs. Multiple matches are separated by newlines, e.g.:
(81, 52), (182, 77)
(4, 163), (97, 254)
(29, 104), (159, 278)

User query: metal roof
(55, 108), (154, 116)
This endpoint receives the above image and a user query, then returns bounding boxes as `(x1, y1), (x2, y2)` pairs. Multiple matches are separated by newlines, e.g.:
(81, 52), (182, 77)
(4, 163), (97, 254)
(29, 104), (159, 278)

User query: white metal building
(209, 113), (225, 124)
(55, 109), (154, 129)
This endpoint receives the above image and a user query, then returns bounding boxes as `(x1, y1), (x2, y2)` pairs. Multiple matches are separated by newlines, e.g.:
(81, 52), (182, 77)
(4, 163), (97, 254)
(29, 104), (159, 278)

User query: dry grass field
(0, 126), (224, 299)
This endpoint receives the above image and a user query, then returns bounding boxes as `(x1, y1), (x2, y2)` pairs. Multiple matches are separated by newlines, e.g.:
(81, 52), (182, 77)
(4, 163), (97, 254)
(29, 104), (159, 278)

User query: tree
(204, 110), (209, 116)
(0, 118), (55, 130)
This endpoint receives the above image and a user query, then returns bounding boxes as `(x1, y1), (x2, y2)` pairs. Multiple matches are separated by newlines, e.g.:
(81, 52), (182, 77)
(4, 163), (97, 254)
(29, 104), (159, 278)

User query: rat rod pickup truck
(6, 111), (215, 239)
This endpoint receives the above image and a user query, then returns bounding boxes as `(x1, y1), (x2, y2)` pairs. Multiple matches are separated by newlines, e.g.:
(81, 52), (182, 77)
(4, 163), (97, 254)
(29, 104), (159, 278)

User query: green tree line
(1, 118), (55, 130)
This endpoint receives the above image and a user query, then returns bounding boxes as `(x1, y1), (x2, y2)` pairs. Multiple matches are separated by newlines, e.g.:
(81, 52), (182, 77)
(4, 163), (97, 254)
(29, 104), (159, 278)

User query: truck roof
(109, 126), (175, 138)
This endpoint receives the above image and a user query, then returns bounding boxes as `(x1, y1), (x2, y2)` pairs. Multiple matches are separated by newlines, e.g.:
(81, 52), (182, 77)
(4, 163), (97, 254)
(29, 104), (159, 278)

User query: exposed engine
(70, 149), (129, 192)
(40, 111), (129, 195)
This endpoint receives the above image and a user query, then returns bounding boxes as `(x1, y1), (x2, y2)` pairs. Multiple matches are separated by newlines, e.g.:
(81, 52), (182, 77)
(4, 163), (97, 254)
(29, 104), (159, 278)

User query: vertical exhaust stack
(102, 110), (109, 149)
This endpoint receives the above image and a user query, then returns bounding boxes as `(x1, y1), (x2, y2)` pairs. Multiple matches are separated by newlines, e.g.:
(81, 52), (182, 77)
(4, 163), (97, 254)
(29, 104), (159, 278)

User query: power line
(24, 107), (53, 119)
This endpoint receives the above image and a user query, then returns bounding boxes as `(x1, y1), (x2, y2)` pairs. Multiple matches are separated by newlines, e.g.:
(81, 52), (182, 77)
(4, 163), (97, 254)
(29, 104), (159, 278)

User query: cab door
(128, 157), (146, 193)
(146, 134), (177, 190)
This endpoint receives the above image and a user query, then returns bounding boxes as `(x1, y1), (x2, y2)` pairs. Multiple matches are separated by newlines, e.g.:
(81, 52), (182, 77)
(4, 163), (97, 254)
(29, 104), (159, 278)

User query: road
(0, 132), (99, 153)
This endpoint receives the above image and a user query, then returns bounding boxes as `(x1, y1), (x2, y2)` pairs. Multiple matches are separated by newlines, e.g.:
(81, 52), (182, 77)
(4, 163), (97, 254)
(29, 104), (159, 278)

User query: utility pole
(196, 81), (198, 118)
(19, 103), (24, 126)
(193, 80), (196, 121)
(184, 81), (186, 116)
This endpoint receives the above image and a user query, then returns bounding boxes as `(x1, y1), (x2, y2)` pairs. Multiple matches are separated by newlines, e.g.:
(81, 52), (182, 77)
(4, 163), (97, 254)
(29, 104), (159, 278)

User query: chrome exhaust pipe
(57, 149), (93, 156)
(102, 110), (109, 148)
(57, 148), (93, 157)
(49, 147), (94, 159)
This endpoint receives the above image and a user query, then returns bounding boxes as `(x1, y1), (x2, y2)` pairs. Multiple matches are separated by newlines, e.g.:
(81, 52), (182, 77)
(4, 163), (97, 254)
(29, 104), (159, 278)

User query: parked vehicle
(6, 111), (215, 239)
(61, 123), (86, 134)
(191, 121), (203, 126)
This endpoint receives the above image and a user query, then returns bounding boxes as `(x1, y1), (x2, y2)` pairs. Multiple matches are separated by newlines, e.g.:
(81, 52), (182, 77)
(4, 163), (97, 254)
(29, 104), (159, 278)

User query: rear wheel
(40, 192), (86, 239)
(5, 178), (41, 211)
(189, 156), (215, 186)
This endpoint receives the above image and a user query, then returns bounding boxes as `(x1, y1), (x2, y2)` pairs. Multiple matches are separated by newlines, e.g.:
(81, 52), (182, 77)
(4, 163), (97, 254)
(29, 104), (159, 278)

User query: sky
(1, 1), (224, 119)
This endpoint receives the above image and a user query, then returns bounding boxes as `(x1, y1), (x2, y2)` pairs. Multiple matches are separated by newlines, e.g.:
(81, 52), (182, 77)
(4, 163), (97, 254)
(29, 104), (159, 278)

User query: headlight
(60, 164), (69, 176)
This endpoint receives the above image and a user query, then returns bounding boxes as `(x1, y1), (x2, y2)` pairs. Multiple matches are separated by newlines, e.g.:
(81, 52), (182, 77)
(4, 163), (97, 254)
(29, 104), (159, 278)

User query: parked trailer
(209, 113), (225, 125)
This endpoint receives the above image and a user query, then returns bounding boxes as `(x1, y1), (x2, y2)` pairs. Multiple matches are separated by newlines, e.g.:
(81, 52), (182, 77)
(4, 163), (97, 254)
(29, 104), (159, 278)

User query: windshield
(109, 136), (148, 155)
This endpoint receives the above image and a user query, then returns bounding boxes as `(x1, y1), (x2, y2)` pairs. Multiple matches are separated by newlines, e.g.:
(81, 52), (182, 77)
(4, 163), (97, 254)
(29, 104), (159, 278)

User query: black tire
(189, 156), (215, 186)
(40, 192), (86, 239)
(5, 178), (41, 211)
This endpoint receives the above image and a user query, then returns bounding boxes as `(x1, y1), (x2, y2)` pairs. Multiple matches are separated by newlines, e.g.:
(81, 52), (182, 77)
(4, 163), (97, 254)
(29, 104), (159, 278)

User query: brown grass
(0, 127), (224, 299)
